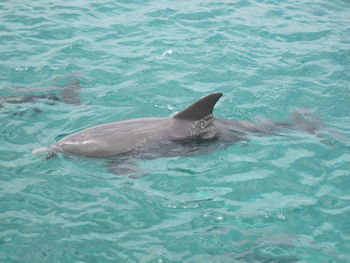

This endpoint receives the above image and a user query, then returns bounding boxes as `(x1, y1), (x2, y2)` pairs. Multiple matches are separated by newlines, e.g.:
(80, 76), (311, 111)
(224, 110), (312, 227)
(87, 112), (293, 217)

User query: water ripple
(1, 0), (350, 262)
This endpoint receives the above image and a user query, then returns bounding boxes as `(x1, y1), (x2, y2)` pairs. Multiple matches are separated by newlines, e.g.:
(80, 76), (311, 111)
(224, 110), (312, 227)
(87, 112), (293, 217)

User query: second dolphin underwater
(0, 80), (81, 107)
(34, 92), (323, 175)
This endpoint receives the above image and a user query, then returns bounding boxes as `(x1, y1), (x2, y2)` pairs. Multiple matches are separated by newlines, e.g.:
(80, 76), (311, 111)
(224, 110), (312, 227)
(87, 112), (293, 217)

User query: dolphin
(33, 92), (323, 175)
(0, 79), (81, 108)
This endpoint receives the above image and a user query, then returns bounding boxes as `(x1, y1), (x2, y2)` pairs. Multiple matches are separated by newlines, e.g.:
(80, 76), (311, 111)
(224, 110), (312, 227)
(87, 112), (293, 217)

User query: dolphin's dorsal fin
(173, 92), (223, 120)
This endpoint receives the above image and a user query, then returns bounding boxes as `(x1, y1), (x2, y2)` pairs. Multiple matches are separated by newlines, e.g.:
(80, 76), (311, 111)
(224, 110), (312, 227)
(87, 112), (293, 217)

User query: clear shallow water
(1, 0), (350, 262)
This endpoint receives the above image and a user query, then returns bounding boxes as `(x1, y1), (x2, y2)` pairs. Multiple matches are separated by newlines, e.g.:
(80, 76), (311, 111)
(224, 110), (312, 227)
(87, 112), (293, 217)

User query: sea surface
(1, 0), (350, 262)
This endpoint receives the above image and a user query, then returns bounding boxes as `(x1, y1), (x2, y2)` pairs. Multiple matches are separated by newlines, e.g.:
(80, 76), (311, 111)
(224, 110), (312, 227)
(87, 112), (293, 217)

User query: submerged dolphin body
(34, 92), (322, 175)
(0, 80), (81, 108)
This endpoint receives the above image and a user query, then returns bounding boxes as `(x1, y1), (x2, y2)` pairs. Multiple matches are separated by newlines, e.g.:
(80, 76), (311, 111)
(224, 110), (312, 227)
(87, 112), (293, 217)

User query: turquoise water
(1, 0), (350, 262)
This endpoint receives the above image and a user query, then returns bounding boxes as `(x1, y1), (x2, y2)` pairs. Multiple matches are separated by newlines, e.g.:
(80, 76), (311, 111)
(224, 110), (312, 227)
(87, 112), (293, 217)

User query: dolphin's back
(34, 92), (225, 159)
(53, 117), (171, 157)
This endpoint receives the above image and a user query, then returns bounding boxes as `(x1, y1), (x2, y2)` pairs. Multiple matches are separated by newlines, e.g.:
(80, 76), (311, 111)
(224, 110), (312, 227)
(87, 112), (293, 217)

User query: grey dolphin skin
(33, 92), (322, 175)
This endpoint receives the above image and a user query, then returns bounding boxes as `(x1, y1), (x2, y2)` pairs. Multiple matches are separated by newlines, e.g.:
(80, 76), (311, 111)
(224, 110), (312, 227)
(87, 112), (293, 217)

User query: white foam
(161, 49), (173, 57)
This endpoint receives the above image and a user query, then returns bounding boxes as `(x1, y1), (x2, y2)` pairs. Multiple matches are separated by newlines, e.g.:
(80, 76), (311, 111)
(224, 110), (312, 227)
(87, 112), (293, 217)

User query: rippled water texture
(1, 0), (350, 262)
